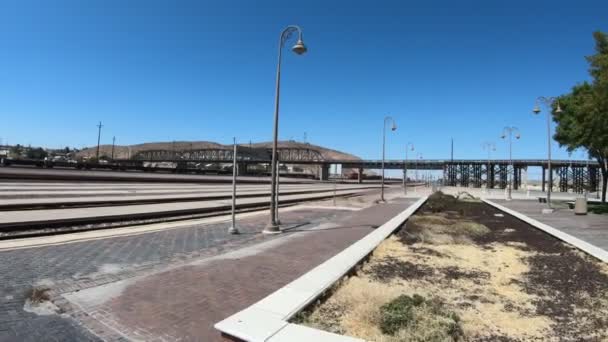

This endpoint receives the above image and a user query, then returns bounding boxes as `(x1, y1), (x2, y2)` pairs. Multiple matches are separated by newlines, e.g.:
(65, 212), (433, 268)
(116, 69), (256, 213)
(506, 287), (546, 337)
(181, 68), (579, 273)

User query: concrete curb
(214, 196), (428, 342)
(483, 199), (608, 263)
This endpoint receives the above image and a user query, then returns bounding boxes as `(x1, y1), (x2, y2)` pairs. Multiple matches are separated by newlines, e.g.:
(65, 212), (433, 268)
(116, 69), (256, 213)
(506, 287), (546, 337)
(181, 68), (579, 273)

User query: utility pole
(111, 136), (116, 160)
(96, 121), (103, 160)
(228, 137), (239, 234)
(451, 138), (454, 162)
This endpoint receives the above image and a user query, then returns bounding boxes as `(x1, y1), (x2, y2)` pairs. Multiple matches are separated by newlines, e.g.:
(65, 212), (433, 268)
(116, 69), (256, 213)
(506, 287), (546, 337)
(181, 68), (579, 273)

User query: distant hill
(76, 140), (361, 162)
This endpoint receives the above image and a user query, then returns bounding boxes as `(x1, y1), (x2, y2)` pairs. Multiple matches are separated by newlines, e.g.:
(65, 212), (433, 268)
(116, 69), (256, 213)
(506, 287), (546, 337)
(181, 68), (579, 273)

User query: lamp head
(533, 105), (541, 114)
(391, 122), (397, 131)
(292, 39), (307, 55)
(501, 134), (506, 139)
(516, 133), (521, 139)
(555, 102), (563, 113)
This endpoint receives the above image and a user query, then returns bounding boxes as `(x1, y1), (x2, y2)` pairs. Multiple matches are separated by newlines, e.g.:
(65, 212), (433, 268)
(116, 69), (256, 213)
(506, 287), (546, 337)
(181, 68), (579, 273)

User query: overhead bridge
(130, 146), (324, 163)
(125, 148), (602, 194)
(3, 146), (601, 194)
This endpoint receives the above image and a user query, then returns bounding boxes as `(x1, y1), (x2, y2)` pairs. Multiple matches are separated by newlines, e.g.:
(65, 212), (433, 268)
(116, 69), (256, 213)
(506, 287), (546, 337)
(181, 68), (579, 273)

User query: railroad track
(0, 186), (379, 239)
(0, 185), (378, 211)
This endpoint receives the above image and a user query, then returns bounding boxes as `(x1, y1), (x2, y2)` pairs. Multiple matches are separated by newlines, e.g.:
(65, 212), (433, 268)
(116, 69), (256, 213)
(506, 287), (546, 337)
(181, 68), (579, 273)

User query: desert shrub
(404, 215), (489, 245)
(452, 221), (491, 237)
(380, 294), (425, 334)
(380, 294), (463, 341)
(426, 192), (458, 213)
(25, 287), (50, 303)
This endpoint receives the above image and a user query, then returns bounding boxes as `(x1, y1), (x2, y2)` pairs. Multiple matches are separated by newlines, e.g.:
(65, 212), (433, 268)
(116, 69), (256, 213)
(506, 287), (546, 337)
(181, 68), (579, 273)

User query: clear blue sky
(0, 0), (606, 162)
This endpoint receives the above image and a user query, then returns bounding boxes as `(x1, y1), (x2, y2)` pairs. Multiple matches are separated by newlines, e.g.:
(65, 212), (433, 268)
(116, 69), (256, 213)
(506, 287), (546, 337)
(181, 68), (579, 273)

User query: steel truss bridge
(122, 147), (603, 194)
(129, 146), (324, 163)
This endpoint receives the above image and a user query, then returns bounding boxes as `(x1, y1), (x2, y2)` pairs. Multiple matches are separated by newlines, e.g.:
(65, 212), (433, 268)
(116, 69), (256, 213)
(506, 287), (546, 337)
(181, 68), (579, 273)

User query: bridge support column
(472, 164), (482, 188)
(558, 167), (569, 193)
(358, 168), (363, 184)
(488, 164), (495, 189)
(513, 166), (519, 190)
(541, 166), (546, 192)
(319, 164), (330, 181)
(499, 165), (508, 189)
(590, 166), (599, 192)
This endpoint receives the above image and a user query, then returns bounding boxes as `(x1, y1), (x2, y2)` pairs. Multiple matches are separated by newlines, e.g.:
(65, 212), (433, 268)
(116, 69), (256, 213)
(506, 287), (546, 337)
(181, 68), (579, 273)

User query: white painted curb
(483, 199), (608, 263)
(214, 196), (428, 342)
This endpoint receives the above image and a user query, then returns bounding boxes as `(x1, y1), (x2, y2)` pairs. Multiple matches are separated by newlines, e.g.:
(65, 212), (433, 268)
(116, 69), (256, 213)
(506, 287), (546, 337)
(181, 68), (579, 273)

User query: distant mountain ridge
(76, 140), (361, 161)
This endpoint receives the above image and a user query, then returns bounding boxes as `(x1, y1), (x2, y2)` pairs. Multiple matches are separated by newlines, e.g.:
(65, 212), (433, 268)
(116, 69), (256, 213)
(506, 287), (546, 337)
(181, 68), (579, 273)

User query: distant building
(0, 146), (9, 157)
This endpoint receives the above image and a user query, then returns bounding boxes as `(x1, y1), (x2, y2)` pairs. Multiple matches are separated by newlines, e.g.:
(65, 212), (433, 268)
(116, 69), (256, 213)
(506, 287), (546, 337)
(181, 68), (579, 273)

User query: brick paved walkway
(495, 199), (608, 251)
(60, 198), (417, 341)
(0, 207), (350, 341)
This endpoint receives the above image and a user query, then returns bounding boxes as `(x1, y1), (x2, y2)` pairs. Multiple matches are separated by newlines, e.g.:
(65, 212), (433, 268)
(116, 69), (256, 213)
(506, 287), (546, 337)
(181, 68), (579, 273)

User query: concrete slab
(488, 199), (608, 259)
(215, 197), (427, 342)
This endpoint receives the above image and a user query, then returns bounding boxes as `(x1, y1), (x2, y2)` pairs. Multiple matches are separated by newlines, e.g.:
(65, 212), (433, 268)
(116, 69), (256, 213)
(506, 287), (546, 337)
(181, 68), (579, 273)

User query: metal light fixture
(265, 25), (307, 234)
(533, 96), (559, 210)
(381, 116), (397, 202)
(404, 142), (415, 195)
(292, 39), (307, 55)
(501, 127), (520, 200)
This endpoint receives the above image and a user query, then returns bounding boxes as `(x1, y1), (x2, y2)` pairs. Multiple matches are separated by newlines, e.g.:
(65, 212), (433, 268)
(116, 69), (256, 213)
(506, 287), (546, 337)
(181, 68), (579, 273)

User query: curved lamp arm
(384, 116), (397, 131)
(279, 25), (306, 53)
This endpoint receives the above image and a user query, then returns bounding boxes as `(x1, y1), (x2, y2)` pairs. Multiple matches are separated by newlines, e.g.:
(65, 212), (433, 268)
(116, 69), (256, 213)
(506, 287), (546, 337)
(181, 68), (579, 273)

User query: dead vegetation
(24, 286), (51, 304)
(296, 193), (608, 341)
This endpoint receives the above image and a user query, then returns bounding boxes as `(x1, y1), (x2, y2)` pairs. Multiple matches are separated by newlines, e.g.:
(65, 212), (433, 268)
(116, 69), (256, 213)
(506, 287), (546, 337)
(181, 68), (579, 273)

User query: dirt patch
(367, 257), (435, 282)
(297, 194), (608, 341)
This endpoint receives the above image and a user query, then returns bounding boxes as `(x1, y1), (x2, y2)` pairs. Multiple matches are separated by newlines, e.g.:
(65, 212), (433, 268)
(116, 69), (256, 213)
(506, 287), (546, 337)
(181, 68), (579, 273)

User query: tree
(26, 147), (48, 160)
(555, 31), (608, 202)
(9, 144), (23, 158)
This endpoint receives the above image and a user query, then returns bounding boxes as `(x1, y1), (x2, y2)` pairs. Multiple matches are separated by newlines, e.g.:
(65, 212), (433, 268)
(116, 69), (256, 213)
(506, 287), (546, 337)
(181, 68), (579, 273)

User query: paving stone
(0, 206), (359, 340)
(66, 199), (417, 341)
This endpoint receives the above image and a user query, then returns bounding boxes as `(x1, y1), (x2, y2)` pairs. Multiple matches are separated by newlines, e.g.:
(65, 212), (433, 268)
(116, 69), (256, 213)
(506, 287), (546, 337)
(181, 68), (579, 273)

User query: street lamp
(265, 25), (307, 234)
(95, 121), (103, 160)
(111, 136), (116, 160)
(415, 152), (423, 187)
(501, 127), (520, 200)
(404, 142), (414, 194)
(533, 96), (562, 209)
(482, 142), (496, 192)
(381, 116), (397, 202)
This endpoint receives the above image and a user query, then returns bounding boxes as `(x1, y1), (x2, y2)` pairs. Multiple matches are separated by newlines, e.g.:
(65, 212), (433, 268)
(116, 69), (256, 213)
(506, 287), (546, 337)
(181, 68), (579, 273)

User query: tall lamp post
(501, 127), (520, 200)
(415, 153), (423, 183)
(482, 142), (496, 192)
(404, 142), (414, 194)
(111, 136), (116, 160)
(265, 25), (307, 233)
(95, 121), (103, 160)
(381, 116), (397, 202)
(229, 137), (239, 234)
(533, 97), (563, 209)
